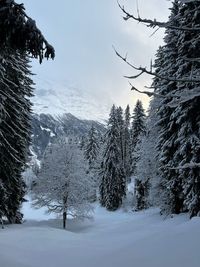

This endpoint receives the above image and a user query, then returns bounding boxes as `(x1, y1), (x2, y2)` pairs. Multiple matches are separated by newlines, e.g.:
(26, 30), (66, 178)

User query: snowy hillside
(0, 200), (200, 267)
(31, 113), (105, 159)
(32, 77), (111, 122)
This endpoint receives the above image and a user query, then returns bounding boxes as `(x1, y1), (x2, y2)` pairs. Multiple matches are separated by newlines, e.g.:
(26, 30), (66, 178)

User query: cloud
(21, 0), (171, 118)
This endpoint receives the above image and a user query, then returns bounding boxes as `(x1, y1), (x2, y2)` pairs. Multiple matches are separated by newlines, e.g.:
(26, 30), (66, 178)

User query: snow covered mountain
(31, 113), (105, 159)
(32, 77), (111, 123)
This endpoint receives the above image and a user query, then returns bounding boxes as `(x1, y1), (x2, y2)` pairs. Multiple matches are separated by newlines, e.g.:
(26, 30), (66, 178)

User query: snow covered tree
(117, 0), (200, 218)
(131, 100), (146, 175)
(136, 98), (160, 208)
(99, 105), (126, 210)
(0, 1), (54, 222)
(116, 106), (124, 163)
(0, 0), (54, 62)
(79, 135), (86, 151)
(0, 53), (34, 223)
(84, 125), (100, 201)
(84, 125), (100, 168)
(171, 1), (200, 217)
(123, 105), (132, 179)
(155, 1), (189, 216)
(32, 139), (93, 229)
(130, 100), (146, 210)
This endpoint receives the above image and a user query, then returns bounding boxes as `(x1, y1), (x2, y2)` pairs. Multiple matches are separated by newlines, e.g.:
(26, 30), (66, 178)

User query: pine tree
(0, 53), (33, 223)
(155, 1), (186, 215)
(136, 98), (160, 208)
(0, 1), (54, 222)
(123, 105), (132, 179)
(131, 100), (146, 175)
(79, 135), (86, 151)
(99, 105), (126, 210)
(84, 125), (100, 201)
(116, 106), (125, 164)
(172, 1), (200, 217)
(84, 125), (100, 168)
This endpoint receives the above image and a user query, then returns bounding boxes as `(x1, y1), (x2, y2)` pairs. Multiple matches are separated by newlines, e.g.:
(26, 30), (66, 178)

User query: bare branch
(114, 47), (200, 83)
(129, 82), (163, 98)
(118, 1), (200, 32)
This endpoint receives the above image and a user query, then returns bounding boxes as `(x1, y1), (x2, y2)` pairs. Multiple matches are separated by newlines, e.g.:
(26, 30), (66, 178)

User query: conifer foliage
(123, 105), (132, 179)
(0, 1), (54, 223)
(0, 0), (55, 63)
(99, 105), (126, 210)
(118, 0), (200, 218)
(131, 100), (146, 176)
(154, 1), (200, 217)
(84, 125), (100, 169)
(0, 53), (33, 223)
(84, 125), (100, 201)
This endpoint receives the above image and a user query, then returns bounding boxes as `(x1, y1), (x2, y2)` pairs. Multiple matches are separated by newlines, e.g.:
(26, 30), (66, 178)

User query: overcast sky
(21, 0), (171, 116)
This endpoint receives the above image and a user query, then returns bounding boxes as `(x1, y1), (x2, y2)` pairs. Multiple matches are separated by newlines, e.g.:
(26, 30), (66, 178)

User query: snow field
(0, 199), (200, 267)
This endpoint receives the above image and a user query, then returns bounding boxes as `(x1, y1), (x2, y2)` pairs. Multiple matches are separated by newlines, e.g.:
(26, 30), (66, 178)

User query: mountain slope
(31, 113), (105, 159)
(32, 78), (111, 122)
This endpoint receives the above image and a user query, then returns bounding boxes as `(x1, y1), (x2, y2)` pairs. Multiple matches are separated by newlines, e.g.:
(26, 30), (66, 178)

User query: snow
(32, 77), (111, 123)
(0, 199), (200, 267)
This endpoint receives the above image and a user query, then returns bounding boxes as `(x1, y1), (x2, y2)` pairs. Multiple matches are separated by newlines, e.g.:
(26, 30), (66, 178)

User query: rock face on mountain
(31, 113), (105, 159)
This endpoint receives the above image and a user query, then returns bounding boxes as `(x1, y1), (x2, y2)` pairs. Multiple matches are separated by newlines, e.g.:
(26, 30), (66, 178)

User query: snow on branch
(128, 82), (162, 98)
(171, 162), (200, 169)
(118, 1), (200, 32)
(167, 87), (200, 107)
(0, 0), (55, 63)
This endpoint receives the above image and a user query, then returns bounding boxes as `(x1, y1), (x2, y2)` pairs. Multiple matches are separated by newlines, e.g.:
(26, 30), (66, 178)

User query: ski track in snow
(0, 199), (200, 267)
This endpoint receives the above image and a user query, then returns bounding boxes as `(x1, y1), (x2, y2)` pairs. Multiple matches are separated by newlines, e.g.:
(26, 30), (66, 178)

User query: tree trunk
(63, 211), (67, 229)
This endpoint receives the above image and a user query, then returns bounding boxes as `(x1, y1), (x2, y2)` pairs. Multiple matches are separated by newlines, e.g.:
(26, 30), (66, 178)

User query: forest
(0, 1), (200, 267)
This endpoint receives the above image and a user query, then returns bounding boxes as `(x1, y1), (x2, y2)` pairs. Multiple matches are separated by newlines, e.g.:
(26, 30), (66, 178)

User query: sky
(20, 0), (171, 119)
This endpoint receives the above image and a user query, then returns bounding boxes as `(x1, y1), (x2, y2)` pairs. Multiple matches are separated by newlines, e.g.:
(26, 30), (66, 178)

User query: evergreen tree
(99, 105), (126, 210)
(123, 105), (132, 179)
(84, 125), (100, 168)
(156, 1), (187, 215)
(84, 125), (100, 201)
(79, 135), (86, 151)
(116, 106), (125, 164)
(172, 1), (200, 217)
(0, 53), (33, 223)
(0, 0), (54, 62)
(131, 100), (146, 175)
(135, 98), (160, 208)
(0, 1), (54, 222)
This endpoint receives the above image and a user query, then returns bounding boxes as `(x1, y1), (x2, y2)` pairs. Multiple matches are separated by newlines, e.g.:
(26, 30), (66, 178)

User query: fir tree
(99, 105), (126, 210)
(136, 98), (160, 208)
(131, 100), (146, 175)
(0, 0), (54, 62)
(172, 1), (200, 217)
(116, 106), (125, 164)
(84, 125), (100, 168)
(0, 52), (33, 223)
(84, 125), (100, 201)
(156, 1), (186, 215)
(0, 1), (54, 222)
(123, 105), (132, 179)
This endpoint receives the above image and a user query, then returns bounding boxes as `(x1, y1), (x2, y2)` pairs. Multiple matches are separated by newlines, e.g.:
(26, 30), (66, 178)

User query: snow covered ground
(0, 199), (200, 267)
